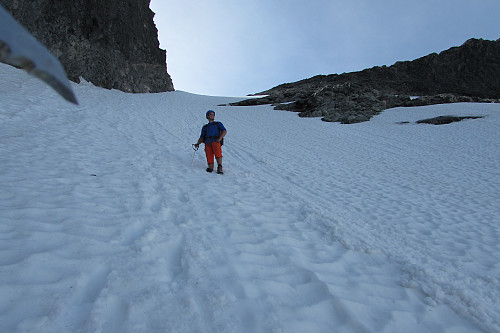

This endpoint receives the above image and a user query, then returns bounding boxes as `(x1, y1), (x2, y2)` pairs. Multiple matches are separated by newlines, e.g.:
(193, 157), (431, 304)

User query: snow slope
(1, 62), (499, 332)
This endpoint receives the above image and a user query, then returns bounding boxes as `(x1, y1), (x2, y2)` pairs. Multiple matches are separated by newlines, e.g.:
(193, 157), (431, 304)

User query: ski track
(1, 65), (499, 332)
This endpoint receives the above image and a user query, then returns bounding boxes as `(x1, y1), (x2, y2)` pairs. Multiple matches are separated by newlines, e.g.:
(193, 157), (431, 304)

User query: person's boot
(206, 163), (214, 173)
(217, 164), (223, 174)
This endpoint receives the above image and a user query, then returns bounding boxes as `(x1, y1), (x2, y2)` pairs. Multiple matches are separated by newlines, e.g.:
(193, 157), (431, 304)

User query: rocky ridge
(1, 0), (174, 93)
(232, 38), (500, 123)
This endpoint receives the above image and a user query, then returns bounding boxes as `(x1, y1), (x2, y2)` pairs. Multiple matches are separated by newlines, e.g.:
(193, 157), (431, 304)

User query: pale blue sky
(150, 0), (500, 97)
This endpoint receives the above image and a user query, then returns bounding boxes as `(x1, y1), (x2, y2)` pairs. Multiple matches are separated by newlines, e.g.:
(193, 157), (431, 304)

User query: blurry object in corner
(0, 4), (77, 104)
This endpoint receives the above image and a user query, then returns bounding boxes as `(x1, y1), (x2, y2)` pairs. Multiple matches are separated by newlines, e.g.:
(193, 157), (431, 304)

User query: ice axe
(191, 144), (199, 166)
(0, 5), (78, 104)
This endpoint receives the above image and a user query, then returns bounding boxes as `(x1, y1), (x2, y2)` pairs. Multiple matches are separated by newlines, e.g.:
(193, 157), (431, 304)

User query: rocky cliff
(1, 0), (174, 93)
(233, 38), (500, 123)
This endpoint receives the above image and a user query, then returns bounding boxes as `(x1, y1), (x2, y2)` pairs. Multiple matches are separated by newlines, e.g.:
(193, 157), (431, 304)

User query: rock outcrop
(1, 0), (174, 93)
(232, 38), (500, 123)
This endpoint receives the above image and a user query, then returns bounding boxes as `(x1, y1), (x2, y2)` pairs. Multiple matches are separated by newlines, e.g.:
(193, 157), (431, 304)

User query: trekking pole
(191, 144), (199, 166)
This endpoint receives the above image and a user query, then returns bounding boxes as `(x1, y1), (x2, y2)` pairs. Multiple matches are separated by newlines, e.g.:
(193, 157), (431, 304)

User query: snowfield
(1, 63), (499, 332)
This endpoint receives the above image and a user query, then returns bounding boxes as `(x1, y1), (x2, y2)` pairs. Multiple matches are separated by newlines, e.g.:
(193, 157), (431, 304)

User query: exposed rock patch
(416, 115), (484, 125)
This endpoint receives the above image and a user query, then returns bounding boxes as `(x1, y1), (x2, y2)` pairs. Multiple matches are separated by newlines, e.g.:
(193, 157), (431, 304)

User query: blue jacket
(200, 121), (226, 144)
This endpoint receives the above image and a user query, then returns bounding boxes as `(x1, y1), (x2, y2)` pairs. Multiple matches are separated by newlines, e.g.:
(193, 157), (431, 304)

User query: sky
(150, 0), (500, 97)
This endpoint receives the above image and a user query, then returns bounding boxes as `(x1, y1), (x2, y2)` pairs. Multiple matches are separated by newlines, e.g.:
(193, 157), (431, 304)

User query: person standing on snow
(194, 110), (227, 174)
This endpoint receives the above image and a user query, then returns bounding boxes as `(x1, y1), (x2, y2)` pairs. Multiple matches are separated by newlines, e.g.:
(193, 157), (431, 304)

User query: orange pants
(205, 142), (222, 164)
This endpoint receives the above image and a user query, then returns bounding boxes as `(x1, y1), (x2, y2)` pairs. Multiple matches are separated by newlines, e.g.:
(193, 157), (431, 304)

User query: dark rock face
(1, 0), (174, 93)
(232, 38), (500, 123)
